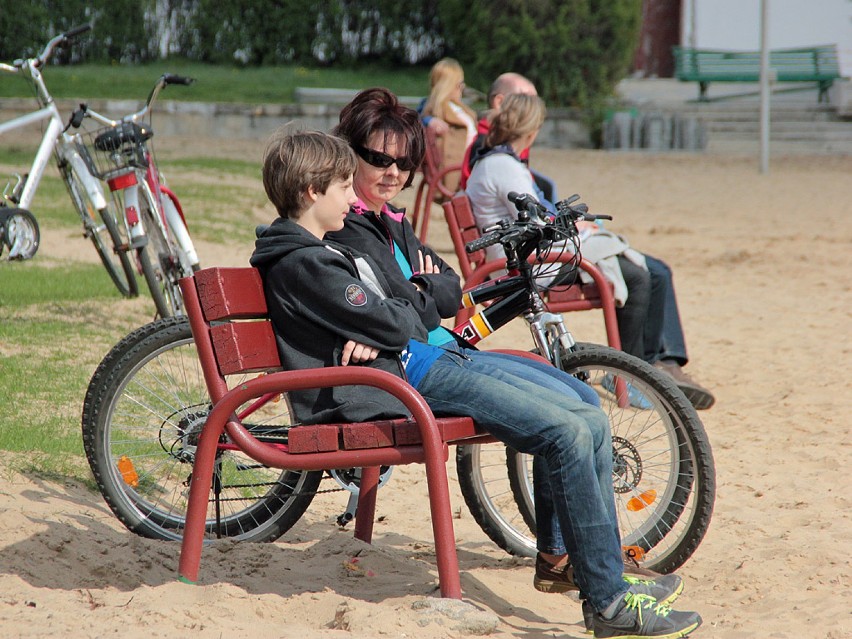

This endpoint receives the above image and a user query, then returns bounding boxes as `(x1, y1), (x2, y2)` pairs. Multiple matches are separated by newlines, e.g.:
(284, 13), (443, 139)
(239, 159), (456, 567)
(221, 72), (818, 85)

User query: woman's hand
(416, 250), (441, 275)
(341, 340), (380, 366)
(412, 250), (441, 292)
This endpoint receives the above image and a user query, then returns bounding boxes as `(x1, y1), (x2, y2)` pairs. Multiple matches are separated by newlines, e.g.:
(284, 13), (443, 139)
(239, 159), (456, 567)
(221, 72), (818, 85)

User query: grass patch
(0, 60), (437, 103)
(0, 262), (128, 306)
(0, 149), (263, 485)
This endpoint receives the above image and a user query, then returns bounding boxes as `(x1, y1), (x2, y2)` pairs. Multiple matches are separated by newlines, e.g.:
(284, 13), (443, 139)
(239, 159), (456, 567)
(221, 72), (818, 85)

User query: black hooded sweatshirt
(326, 203), (462, 332)
(250, 218), (427, 425)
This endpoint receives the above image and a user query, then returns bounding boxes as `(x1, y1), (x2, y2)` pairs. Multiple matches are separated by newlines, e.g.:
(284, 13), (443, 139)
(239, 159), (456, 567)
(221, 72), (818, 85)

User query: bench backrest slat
(190, 267), (283, 378)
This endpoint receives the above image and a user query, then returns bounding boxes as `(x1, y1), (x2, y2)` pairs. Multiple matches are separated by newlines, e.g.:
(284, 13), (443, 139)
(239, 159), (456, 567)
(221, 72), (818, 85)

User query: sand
(1, 144), (850, 639)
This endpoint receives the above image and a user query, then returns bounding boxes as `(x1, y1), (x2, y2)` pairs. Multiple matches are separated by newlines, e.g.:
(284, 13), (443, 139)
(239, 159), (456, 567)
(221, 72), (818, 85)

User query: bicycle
(0, 26), (199, 316)
(68, 72), (201, 317)
(81, 192), (715, 574)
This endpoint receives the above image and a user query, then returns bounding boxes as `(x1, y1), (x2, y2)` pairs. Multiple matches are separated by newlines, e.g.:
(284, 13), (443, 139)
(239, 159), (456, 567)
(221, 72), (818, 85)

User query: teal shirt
(392, 241), (456, 346)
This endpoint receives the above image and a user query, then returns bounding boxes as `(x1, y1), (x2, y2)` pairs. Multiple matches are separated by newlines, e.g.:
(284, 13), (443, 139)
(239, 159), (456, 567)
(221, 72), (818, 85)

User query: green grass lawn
(0, 60), (439, 103)
(0, 152), (264, 485)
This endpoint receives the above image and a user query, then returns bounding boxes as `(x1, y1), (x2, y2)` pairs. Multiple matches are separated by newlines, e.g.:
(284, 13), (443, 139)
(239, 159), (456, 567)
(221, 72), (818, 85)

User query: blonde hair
(422, 57), (465, 117)
(486, 93), (546, 148)
(262, 129), (357, 219)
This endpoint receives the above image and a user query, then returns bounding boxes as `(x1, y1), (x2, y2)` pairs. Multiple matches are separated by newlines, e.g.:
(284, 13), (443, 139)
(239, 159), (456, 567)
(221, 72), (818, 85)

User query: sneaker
(534, 554), (682, 604)
(601, 374), (653, 410)
(534, 553), (579, 593)
(653, 360), (715, 411)
(593, 592), (702, 639)
(622, 548), (662, 580)
(622, 574), (683, 606)
(582, 599), (595, 634)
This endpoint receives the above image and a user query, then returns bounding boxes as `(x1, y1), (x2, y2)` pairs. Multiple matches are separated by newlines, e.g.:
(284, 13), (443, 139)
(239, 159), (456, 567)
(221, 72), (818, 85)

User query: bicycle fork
(526, 310), (577, 365)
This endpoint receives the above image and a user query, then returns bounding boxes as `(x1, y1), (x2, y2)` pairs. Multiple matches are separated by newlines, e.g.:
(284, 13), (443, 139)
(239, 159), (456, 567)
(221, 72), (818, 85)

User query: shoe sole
(677, 384), (715, 410)
(658, 579), (684, 606)
(533, 576), (580, 594)
(593, 619), (701, 639)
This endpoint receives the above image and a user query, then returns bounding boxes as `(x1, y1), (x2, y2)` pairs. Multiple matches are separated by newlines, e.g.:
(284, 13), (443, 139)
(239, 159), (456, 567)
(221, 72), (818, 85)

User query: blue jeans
(441, 343), (600, 407)
(417, 353), (627, 611)
(442, 344), (601, 558)
(644, 255), (688, 366)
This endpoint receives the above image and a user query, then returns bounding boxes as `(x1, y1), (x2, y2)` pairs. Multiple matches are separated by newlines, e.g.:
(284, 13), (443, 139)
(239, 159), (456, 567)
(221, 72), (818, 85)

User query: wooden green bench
(673, 45), (841, 102)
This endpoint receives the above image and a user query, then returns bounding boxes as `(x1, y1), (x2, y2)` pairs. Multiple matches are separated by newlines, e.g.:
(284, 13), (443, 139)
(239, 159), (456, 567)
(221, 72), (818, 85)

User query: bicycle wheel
(82, 317), (322, 542)
(0, 208), (40, 260)
(457, 343), (715, 574)
(135, 183), (190, 318)
(61, 162), (137, 297)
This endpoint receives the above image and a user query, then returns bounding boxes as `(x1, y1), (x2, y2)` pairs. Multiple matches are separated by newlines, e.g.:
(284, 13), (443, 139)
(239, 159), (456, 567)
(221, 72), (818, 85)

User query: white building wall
(681, 0), (852, 75)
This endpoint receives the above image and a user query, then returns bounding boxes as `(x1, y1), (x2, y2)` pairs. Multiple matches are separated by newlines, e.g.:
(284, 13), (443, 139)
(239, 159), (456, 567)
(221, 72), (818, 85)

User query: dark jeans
(615, 254), (689, 366)
(417, 353), (627, 611)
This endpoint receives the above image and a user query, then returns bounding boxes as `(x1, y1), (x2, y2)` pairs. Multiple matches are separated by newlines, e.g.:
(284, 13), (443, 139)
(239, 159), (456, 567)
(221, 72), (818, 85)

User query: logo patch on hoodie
(345, 284), (367, 306)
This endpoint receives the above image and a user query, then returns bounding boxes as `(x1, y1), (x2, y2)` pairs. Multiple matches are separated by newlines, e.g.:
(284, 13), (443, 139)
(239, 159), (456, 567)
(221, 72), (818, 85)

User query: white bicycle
(0, 25), (200, 317)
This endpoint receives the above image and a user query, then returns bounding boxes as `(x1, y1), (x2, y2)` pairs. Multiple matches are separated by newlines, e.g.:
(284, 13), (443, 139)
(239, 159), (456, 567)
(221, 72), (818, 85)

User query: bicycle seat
(94, 122), (153, 151)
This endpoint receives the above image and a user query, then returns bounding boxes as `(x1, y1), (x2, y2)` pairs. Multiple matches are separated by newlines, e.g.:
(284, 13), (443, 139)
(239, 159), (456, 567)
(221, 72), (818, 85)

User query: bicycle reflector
(626, 489), (657, 511)
(117, 455), (139, 487)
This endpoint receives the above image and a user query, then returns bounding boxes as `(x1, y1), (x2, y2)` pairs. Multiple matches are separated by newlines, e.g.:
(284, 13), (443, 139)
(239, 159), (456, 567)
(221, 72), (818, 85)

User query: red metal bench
(442, 192), (622, 349)
(176, 266), (497, 598)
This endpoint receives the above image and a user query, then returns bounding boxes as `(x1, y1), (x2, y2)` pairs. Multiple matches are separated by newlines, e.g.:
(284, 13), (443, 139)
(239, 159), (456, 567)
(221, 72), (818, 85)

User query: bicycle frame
(77, 80), (200, 270)
(0, 59), (108, 213)
(453, 274), (576, 363)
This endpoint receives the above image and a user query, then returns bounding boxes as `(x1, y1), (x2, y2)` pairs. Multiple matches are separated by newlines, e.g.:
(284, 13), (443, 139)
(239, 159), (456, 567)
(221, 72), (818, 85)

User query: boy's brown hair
(262, 129), (357, 218)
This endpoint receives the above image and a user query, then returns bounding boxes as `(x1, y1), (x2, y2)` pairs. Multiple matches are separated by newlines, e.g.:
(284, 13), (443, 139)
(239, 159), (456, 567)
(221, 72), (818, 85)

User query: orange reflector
(626, 489), (657, 511)
(117, 455), (139, 488)
(623, 545), (646, 561)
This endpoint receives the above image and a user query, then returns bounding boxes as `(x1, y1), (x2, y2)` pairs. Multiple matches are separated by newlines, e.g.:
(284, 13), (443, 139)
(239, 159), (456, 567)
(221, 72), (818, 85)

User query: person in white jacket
(466, 93), (714, 410)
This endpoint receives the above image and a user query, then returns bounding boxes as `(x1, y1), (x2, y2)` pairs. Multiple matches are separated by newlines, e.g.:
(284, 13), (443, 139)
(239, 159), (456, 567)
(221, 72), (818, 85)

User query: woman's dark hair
(333, 87), (425, 188)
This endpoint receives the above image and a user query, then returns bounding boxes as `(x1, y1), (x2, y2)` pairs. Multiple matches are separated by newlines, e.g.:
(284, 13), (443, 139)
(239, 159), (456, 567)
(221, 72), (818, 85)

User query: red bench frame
(442, 192), (622, 349)
(176, 266), (498, 598)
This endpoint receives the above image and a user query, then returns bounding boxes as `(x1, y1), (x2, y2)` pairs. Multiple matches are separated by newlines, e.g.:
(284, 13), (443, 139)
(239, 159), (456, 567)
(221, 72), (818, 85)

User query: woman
(323, 88), (697, 637)
(466, 93), (714, 410)
(421, 58), (478, 194)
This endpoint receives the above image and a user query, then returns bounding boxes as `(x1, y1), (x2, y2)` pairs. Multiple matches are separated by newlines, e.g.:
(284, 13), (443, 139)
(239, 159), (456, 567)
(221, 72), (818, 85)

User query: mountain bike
(82, 193), (715, 574)
(0, 26), (199, 316)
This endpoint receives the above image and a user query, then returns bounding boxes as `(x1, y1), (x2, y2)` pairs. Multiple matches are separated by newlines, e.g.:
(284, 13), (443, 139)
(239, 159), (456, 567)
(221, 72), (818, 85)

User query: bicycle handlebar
(162, 74), (195, 86)
(34, 24), (92, 67)
(63, 24), (93, 39)
(465, 192), (612, 255)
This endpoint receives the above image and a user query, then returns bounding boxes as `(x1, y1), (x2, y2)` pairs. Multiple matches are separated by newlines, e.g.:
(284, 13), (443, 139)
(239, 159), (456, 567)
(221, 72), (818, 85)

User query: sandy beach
(1, 143), (850, 638)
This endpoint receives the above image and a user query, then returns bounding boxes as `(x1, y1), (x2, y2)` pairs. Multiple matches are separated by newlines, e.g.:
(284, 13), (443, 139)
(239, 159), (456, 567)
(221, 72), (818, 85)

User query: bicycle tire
(0, 208), (40, 260)
(62, 162), (137, 297)
(82, 318), (322, 542)
(456, 343), (715, 574)
(135, 183), (189, 317)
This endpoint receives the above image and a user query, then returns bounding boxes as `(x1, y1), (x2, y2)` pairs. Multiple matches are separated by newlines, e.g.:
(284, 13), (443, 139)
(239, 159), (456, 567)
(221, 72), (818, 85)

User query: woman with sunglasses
(326, 88), (700, 638)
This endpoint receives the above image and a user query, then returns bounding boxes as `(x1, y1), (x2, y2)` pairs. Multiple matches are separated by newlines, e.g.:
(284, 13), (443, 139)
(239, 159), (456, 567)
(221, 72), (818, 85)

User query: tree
(439, 0), (642, 109)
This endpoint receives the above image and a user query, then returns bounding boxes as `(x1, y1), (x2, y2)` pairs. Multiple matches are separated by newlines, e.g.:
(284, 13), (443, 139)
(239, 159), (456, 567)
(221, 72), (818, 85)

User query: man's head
(487, 72), (538, 111)
(262, 129), (357, 219)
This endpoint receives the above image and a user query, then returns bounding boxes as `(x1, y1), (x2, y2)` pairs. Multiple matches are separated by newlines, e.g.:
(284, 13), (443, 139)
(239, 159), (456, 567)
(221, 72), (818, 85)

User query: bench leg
(422, 449), (463, 599)
(353, 466), (380, 543)
(177, 417), (228, 584)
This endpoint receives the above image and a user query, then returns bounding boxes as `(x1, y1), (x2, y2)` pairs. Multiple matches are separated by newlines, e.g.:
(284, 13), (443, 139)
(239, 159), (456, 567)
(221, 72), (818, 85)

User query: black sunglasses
(353, 145), (418, 172)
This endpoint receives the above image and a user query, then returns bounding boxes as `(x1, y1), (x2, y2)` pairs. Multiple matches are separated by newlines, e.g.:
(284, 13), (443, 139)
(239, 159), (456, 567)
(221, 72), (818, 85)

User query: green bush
(439, 0), (642, 109)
